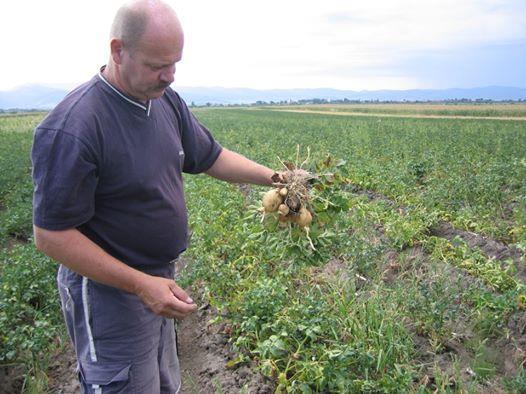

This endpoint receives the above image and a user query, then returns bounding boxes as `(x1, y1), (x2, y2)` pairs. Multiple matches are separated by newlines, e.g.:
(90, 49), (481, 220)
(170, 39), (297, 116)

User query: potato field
(1, 105), (525, 392)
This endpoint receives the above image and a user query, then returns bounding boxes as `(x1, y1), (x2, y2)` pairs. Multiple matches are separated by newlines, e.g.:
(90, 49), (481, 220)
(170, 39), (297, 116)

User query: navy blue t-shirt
(31, 72), (222, 269)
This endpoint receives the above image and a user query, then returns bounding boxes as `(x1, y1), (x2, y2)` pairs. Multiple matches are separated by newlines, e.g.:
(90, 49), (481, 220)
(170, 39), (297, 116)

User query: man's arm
(33, 225), (196, 319)
(205, 148), (275, 186)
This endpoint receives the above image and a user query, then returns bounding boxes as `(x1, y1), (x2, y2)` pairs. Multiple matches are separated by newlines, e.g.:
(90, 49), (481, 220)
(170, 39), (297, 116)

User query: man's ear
(110, 39), (124, 65)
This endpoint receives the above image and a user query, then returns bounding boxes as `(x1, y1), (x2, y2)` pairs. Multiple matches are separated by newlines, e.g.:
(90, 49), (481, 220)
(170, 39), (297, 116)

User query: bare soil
(175, 257), (273, 393)
(177, 298), (273, 394)
(5, 235), (28, 252)
(47, 341), (80, 393)
(233, 182), (526, 390)
(0, 365), (25, 394)
(392, 246), (526, 391)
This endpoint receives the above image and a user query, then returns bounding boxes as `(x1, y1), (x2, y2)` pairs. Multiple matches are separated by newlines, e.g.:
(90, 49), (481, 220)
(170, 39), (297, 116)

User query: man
(31, 1), (275, 392)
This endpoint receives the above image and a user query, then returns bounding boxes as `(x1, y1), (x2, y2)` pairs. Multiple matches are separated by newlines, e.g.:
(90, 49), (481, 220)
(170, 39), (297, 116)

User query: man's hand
(272, 169), (313, 187)
(136, 275), (197, 319)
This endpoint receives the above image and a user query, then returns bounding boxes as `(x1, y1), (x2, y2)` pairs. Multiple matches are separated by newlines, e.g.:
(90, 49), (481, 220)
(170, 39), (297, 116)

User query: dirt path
(175, 256), (272, 393)
(262, 108), (526, 121)
(47, 341), (80, 393)
(430, 221), (526, 283)
(177, 299), (273, 393)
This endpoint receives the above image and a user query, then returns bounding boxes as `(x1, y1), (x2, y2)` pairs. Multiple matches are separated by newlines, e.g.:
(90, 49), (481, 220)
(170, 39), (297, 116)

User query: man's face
(119, 32), (183, 102)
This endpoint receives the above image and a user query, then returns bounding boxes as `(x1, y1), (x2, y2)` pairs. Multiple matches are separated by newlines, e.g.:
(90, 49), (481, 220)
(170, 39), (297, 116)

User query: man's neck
(102, 65), (148, 105)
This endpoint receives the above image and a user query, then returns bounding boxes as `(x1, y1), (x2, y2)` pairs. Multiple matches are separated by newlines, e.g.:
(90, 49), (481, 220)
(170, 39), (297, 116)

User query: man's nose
(160, 65), (175, 84)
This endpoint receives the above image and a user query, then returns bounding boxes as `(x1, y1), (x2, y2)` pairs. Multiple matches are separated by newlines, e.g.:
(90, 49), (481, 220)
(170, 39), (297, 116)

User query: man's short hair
(110, 5), (149, 51)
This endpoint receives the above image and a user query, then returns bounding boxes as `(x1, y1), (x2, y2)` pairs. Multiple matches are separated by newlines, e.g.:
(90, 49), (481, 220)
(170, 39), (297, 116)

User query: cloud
(1, 0), (525, 90)
(317, 0), (526, 51)
(325, 12), (371, 25)
(395, 41), (526, 88)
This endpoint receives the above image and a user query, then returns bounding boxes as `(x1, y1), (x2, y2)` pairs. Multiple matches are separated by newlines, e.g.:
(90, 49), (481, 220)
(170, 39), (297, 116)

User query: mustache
(156, 82), (171, 90)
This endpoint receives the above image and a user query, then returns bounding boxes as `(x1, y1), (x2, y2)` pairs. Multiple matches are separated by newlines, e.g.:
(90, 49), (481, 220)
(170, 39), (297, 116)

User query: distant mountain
(1, 85), (525, 110)
(0, 85), (72, 110)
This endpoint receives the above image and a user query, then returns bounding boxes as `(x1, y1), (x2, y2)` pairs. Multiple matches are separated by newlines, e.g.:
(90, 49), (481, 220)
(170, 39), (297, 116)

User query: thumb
(169, 282), (194, 304)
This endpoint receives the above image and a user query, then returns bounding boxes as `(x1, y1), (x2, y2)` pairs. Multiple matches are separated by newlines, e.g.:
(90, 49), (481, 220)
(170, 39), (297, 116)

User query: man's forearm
(34, 225), (197, 318)
(34, 225), (147, 294)
(205, 148), (275, 186)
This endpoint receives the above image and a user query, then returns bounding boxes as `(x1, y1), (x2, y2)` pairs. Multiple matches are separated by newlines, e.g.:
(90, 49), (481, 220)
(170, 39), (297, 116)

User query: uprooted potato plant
(258, 147), (339, 250)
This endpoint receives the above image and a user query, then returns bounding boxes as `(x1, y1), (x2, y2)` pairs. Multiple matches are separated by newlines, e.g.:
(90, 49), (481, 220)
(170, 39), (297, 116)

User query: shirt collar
(98, 67), (152, 116)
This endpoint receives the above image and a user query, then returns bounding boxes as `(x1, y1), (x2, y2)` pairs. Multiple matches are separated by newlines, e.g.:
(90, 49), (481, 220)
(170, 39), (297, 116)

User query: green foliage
(182, 160), (419, 391)
(0, 114), (64, 391)
(0, 243), (62, 363)
(0, 178), (34, 241)
(425, 236), (525, 296)
(0, 117), (37, 244)
(2, 108), (525, 392)
(198, 109), (526, 245)
(504, 369), (526, 393)
(182, 107), (525, 392)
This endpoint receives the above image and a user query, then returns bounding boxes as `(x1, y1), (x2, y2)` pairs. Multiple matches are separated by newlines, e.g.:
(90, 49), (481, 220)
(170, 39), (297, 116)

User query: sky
(1, 0), (525, 91)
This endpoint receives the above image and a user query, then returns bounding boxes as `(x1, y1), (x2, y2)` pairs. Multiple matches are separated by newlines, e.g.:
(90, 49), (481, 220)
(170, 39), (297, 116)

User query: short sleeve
(31, 128), (98, 230)
(173, 94), (222, 174)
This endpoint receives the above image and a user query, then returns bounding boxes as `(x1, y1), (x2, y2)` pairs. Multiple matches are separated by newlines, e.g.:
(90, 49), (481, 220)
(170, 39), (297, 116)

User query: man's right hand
(135, 275), (197, 319)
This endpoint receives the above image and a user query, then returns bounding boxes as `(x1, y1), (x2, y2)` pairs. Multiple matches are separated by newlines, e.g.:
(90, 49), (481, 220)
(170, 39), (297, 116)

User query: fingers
(275, 169), (312, 182)
(162, 284), (197, 319)
(153, 294), (196, 319)
(161, 296), (197, 320)
(138, 275), (197, 320)
(168, 282), (197, 320)
(169, 282), (194, 304)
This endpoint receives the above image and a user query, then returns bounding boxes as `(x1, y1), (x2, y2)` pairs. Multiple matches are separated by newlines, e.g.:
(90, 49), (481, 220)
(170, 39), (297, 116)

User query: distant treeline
(190, 98), (526, 108)
(0, 108), (48, 115)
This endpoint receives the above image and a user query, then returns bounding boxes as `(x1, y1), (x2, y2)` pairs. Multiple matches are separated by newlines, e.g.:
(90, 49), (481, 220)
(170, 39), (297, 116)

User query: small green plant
(470, 340), (497, 382)
(0, 242), (64, 394)
(503, 369), (526, 393)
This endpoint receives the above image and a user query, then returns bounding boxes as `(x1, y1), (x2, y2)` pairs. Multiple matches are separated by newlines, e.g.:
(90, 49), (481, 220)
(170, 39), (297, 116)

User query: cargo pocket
(58, 284), (73, 312)
(57, 283), (77, 343)
(79, 361), (131, 393)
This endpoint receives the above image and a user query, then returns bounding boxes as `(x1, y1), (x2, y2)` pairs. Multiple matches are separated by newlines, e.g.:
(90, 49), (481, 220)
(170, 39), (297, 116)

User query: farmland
(1, 104), (525, 392)
(264, 103), (526, 119)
